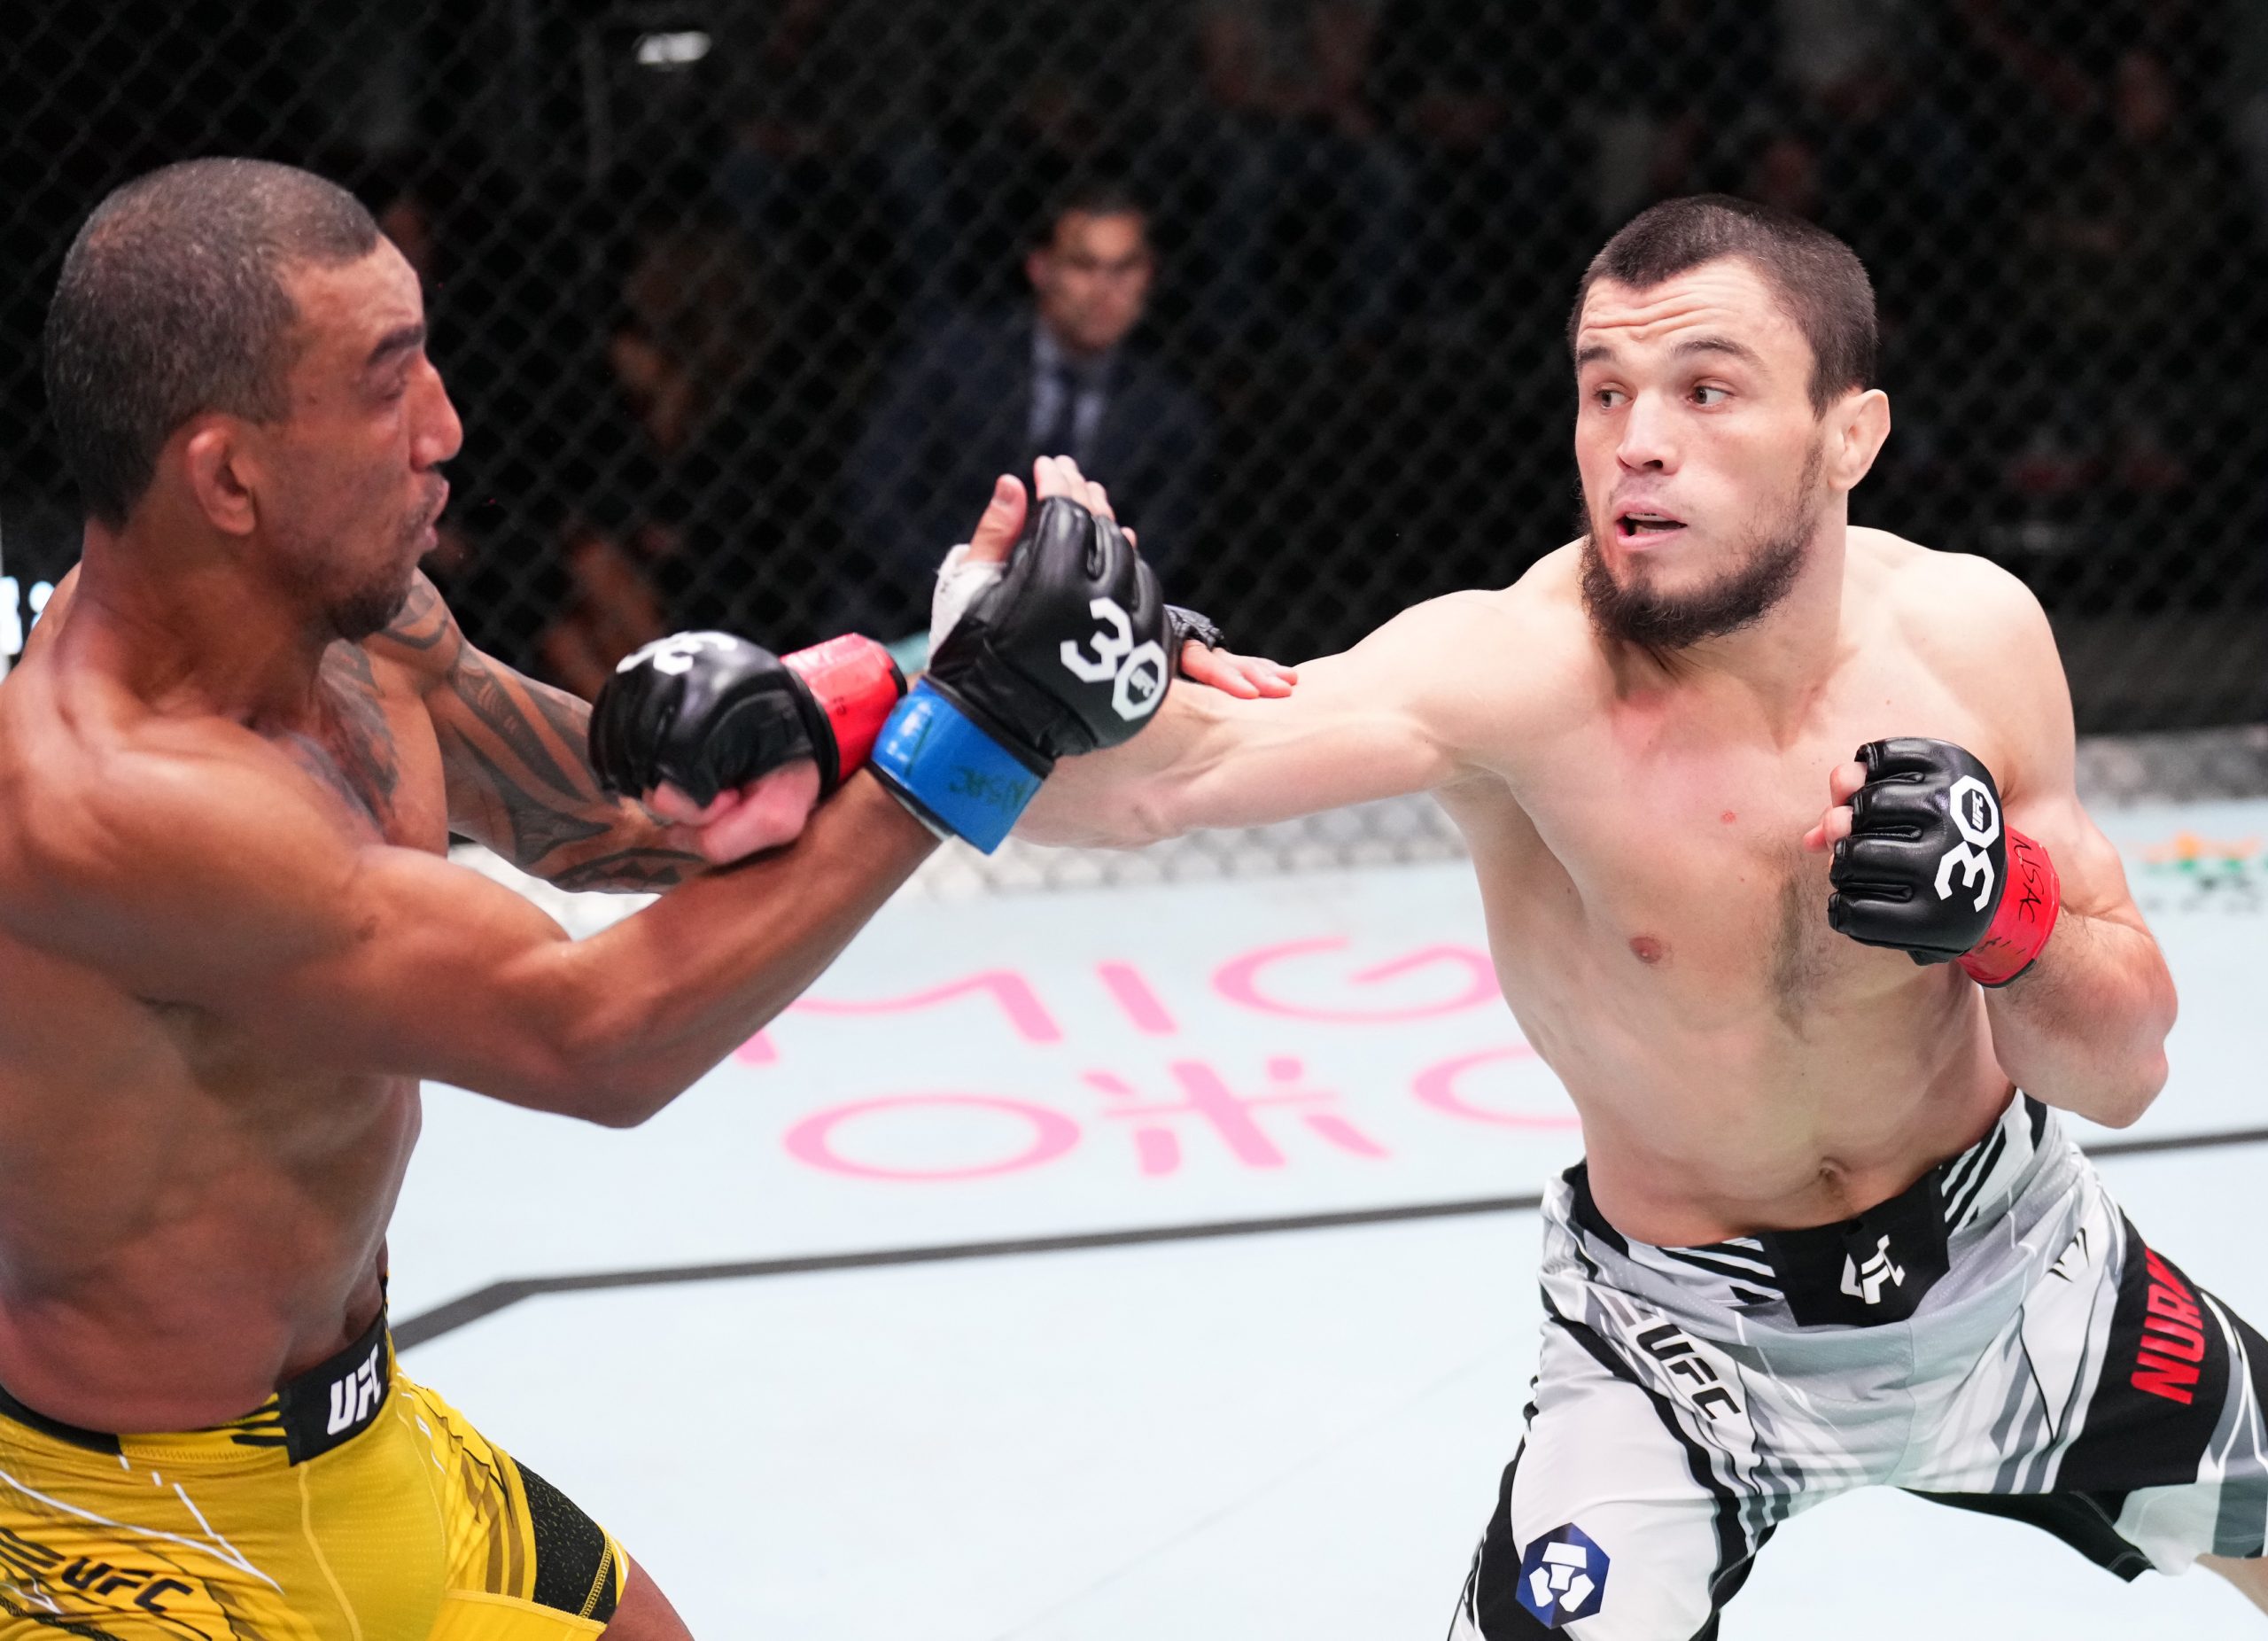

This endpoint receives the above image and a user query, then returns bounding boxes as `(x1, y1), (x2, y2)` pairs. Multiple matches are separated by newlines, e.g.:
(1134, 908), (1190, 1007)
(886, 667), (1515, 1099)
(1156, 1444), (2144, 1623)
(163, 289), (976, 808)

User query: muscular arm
(1966, 572), (2177, 1126)
(30, 747), (935, 1126)
(1020, 590), (1523, 846)
(370, 574), (701, 891)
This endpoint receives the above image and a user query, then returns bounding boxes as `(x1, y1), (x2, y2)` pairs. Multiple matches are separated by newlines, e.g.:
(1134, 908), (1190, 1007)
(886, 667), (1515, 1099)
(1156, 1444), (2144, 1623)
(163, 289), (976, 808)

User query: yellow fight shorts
(0, 1308), (624, 1637)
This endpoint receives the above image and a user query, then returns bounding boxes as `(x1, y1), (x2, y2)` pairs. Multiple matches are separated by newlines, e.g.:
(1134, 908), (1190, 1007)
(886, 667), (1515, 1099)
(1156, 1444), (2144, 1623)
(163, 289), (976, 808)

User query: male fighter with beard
(999, 195), (2268, 1633)
(0, 158), (1200, 1638)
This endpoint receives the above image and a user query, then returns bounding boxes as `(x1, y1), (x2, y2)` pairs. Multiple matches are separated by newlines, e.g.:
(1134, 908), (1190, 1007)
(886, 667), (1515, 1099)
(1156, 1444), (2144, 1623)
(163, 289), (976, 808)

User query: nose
(410, 356), (464, 470)
(1615, 389), (1678, 474)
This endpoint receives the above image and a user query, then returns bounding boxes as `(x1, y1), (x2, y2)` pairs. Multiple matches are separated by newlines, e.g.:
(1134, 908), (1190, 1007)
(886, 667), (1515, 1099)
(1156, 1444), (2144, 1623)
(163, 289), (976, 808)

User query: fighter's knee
(599, 1556), (695, 1640)
(2199, 1553), (2268, 1614)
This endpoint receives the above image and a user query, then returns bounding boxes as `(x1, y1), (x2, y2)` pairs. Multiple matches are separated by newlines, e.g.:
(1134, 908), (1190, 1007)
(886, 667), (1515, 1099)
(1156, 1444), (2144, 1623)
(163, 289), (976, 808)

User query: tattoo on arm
(384, 579), (702, 890)
(375, 579), (455, 654)
(549, 849), (707, 893)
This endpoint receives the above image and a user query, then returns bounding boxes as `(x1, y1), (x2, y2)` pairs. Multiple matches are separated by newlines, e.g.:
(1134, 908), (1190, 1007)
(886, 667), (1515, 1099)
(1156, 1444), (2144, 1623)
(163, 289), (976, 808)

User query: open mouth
(1616, 510), (1686, 541)
(412, 479), (449, 538)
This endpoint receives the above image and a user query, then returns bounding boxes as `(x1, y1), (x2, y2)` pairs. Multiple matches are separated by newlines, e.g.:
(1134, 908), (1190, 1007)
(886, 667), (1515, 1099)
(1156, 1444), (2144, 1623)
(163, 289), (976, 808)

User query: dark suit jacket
(847, 310), (1212, 631)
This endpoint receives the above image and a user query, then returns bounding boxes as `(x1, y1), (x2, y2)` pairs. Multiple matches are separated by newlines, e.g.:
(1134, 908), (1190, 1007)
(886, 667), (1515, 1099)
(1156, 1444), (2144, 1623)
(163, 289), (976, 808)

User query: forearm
(467, 714), (703, 892)
(539, 776), (935, 1122)
(1017, 689), (1223, 847)
(437, 637), (703, 891)
(1984, 908), (2177, 1127)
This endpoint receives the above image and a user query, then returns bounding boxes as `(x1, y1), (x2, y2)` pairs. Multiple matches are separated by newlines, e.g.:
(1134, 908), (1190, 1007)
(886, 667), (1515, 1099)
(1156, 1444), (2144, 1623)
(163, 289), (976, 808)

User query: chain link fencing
(4, 0), (2264, 890)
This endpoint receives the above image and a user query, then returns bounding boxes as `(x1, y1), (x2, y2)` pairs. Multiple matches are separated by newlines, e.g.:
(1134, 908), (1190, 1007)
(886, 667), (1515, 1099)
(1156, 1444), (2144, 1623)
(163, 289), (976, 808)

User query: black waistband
(1566, 1096), (2041, 1328)
(0, 1303), (392, 1465)
(268, 1301), (392, 1463)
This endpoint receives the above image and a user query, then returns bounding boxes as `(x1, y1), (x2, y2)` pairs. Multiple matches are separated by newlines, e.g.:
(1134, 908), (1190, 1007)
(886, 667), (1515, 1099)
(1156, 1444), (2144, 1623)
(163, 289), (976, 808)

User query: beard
(277, 482), (436, 642)
(327, 566), (416, 642)
(1580, 441), (1825, 654)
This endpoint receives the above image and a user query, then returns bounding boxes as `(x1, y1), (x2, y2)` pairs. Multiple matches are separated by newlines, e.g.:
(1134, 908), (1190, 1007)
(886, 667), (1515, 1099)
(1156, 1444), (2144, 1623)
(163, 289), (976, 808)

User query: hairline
(46, 159), (384, 525)
(1571, 249), (1863, 414)
(1048, 205), (1150, 243)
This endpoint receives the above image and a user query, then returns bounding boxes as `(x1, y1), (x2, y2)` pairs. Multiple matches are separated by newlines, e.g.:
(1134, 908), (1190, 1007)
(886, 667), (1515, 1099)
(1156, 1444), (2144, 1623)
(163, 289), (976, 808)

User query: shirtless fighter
(1005, 194), (2268, 1633)
(0, 158), (1204, 1637)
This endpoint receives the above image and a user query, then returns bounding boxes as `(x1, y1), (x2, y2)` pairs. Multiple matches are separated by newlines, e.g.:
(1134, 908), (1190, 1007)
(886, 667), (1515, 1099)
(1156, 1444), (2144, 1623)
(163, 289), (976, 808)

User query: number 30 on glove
(1826, 738), (2062, 986)
(871, 495), (1170, 852)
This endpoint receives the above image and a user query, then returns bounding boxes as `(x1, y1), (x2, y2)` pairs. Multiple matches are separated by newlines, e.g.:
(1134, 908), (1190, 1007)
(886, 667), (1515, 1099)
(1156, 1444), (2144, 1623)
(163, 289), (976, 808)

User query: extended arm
(1020, 589), (1516, 847)
(36, 751), (934, 1126)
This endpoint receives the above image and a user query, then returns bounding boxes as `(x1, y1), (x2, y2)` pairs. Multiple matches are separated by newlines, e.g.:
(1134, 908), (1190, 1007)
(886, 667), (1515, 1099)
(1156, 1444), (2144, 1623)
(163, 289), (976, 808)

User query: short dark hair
(1570, 194), (1876, 414)
(43, 158), (381, 527)
(1035, 181), (1149, 248)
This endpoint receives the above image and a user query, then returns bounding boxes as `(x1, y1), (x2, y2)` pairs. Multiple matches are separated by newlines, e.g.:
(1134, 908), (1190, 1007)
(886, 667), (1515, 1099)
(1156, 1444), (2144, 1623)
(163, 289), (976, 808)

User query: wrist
(869, 680), (1051, 852)
(1958, 827), (2062, 987)
(781, 634), (905, 791)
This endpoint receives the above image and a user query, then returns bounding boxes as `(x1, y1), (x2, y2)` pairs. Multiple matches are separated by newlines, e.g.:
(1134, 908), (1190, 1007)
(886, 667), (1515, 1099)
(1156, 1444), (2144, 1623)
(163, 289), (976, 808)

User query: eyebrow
(1671, 334), (1762, 367)
(1573, 333), (1764, 370)
(364, 322), (426, 371)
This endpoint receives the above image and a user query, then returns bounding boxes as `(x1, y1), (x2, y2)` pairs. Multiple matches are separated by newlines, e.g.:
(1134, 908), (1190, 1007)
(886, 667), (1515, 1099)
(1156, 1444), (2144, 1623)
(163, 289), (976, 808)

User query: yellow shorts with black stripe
(0, 1314), (623, 1637)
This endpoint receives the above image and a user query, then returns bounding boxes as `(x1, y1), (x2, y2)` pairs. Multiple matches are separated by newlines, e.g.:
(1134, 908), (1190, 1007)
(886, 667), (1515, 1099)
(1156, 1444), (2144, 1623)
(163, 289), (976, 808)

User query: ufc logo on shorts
(1060, 598), (1169, 721)
(619, 632), (737, 678)
(326, 1345), (384, 1435)
(1840, 1234), (1907, 1306)
(1933, 774), (2000, 911)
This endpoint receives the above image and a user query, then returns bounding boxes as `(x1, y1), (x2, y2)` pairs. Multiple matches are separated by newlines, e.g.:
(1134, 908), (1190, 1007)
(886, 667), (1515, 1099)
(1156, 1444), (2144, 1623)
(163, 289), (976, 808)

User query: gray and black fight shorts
(1450, 1094), (2268, 1637)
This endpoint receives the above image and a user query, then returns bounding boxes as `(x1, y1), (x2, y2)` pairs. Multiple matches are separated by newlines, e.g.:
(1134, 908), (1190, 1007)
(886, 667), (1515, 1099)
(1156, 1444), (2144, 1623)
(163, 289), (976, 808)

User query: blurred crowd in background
(4, 0), (2265, 726)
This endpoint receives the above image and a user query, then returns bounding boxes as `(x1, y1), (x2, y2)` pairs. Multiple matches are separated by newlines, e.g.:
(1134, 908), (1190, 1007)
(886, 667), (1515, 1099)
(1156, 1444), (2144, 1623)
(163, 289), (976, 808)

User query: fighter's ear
(1826, 387), (1891, 494)
(178, 417), (260, 538)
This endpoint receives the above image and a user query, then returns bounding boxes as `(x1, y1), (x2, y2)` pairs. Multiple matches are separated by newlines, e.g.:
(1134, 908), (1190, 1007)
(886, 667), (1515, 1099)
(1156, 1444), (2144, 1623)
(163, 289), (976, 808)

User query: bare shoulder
(1479, 543), (1599, 705)
(359, 572), (468, 690)
(1362, 543), (1592, 692)
(1860, 527), (2058, 677)
(1856, 527), (2071, 782)
(1323, 545), (1593, 758)
(0, 695), (353, 980)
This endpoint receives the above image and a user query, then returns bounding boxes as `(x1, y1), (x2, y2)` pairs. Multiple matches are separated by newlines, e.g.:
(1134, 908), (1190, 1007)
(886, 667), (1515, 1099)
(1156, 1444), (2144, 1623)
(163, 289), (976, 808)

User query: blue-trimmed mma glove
(874, 495), (1171, 852)
(590, 632), (905, 806)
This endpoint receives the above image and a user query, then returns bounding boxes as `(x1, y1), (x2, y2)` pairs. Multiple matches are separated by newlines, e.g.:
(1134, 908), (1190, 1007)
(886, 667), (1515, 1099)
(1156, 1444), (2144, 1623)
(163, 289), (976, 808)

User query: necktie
(1030, 357), (1083, 466)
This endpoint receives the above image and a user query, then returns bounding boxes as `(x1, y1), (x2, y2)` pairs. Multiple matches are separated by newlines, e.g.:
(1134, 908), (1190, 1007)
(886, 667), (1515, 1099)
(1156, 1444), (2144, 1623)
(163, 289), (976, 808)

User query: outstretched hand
(1182, 641), (1296, 700)
(960, 457), (1296, 698)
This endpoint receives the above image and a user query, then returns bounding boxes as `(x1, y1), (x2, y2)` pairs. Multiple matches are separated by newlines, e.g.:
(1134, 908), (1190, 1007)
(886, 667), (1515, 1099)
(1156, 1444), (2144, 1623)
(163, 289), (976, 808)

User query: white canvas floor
(389, 800), (2268, 1637)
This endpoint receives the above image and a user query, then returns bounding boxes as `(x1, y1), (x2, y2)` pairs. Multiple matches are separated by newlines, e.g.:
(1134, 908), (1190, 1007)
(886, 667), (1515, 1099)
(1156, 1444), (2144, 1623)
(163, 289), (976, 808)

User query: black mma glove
(1827, 737), (2062, 985)
(873, 494), (1170, 851)
(590, 632), (905, 807)
(1167, 604), (1225, 657)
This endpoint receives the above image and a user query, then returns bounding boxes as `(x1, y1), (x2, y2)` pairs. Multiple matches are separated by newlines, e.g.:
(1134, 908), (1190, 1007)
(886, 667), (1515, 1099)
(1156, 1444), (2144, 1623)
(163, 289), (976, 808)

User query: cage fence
(4, 0), (2264, 881)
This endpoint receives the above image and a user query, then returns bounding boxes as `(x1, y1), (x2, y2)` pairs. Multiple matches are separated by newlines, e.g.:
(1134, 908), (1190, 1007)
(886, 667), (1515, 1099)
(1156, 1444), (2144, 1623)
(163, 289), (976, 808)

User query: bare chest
(276, 643), (448, 852)
(1554, 748), (1852, 1013)
(1486, 682), (2003, 1020)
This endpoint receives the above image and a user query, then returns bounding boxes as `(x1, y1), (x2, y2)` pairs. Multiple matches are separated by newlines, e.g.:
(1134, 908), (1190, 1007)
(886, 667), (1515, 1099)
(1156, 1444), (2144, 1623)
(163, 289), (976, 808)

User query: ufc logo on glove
(1060, 597), (1169, 721)
(873, 495), (1174, 852)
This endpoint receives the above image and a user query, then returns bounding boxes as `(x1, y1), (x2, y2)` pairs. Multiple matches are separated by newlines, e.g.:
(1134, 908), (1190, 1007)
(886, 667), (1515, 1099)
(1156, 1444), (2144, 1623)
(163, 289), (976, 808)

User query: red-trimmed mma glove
(1826, 737), (2063, 986)
(588, 631), (905, 806)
